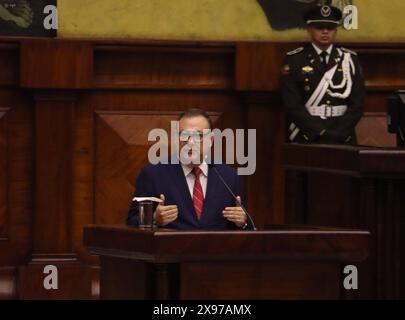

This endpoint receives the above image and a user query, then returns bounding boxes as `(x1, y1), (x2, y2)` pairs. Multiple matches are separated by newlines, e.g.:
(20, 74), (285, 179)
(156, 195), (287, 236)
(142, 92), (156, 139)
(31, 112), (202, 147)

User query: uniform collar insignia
(302, 65), (314, 73)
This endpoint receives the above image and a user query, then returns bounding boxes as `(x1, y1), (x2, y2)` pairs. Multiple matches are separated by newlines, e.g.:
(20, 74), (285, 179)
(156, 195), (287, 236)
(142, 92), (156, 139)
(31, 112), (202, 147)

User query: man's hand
(223, 196), (247, 228)
(153, 194), (178, 226)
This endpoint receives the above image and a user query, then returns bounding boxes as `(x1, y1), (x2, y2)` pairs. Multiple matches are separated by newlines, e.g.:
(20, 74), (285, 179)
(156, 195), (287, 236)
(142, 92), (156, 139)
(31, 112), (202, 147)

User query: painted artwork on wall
(26, 0), (405, 42)
(257, 0), (353, 30)
(0, 0), (56, 36)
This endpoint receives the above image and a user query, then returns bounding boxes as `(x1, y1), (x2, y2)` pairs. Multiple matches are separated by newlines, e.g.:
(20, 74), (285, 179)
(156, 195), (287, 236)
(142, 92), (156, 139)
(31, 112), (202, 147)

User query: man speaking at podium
(127, 108), (253, 230)
(282, 5), (365, 145)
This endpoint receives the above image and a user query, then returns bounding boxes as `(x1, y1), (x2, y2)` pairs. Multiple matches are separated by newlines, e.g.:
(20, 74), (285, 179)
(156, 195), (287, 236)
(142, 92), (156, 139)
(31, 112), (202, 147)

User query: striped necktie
(192, 167), (204, 220)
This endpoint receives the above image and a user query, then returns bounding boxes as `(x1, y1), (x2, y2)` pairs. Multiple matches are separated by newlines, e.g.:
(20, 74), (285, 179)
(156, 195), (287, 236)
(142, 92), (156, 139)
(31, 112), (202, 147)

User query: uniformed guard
(281, 5), (365, 145)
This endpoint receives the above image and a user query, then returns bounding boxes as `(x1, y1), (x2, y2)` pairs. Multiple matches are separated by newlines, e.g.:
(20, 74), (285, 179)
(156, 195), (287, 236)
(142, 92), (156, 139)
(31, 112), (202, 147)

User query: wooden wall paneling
(356, 112), (396, 147)
(4, 96), (34, 264)
(235, 43), (300, 225)
(94, 110), (183, 225)
(283, 144), (405, 299)
(91, 265), (100, 298)
(351, 46), (405, 148)
(34, 92), (75, 254)
(376, 179), (404, 299)
(0, 108), (8, 239)
(98, 257), (154, 299)
(71, 93), (102, 298)
(355, 89), (397, 147)
(351, 176), (405, 299)
(18, 263), (92, 299)
(72, 94), (96, 263)
(236, 42), (297, 91)
(364, 91), (392, 113)
(355, 48), (405, 91)
(20, 39), (93, 89)
(180, 261), (340, 300)
(305, 173), (357, 227)
(0, 89), (34, 298)
(0, 43), (19, 86)
(14, 91), (93, 299)
(0, 267), (16, 299)
(93, 45), (235, 89)
(245, 93), (286, 226)
(360, 177), (382, 299)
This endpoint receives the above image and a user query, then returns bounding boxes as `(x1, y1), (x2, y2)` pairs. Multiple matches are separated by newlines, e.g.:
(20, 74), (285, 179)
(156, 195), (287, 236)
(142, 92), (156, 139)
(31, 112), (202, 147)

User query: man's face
(307, 26), (337, 48)
(178, 115), (213, 166)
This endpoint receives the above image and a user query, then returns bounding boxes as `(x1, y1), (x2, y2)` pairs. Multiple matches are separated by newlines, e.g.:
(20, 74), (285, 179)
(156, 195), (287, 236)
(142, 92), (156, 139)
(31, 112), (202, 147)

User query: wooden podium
(84, 225), (368, 300)
(284, 144), (405, 299)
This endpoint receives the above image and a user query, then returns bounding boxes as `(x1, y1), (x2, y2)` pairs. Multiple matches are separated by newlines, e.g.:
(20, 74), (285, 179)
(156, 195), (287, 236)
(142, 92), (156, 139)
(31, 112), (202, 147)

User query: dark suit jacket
(281, 44), (365, 145)
(127, 163), (252, 230)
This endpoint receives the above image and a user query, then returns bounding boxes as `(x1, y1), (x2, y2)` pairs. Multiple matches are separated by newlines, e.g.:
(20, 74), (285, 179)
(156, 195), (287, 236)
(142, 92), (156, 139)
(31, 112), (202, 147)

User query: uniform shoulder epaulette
(287, 47), (304, 56)
(340, 47), (357, 55)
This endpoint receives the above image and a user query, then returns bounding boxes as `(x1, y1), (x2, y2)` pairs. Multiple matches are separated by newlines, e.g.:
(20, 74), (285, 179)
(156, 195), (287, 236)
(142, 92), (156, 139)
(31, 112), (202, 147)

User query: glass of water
(138, 201), (154, 229)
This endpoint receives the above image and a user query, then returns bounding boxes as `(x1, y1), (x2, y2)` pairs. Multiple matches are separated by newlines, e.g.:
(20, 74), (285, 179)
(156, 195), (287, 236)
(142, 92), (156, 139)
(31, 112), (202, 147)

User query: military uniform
(281, 5), (365, 145)
(281, 44), (365, 144)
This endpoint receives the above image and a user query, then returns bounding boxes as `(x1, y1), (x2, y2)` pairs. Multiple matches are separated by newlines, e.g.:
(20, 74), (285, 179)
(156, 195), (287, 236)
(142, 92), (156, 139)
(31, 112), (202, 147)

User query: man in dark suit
(281, 5), (364, 145)
(127, 108), (252, 230)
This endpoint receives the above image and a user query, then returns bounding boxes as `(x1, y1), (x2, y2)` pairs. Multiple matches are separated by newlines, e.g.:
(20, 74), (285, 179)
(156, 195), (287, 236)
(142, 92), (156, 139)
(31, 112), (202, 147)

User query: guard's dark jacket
(281, 44), (365, 145)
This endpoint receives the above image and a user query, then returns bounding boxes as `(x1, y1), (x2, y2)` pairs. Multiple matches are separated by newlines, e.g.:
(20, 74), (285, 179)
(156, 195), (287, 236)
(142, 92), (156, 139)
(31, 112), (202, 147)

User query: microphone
(212, 166), (257, 231)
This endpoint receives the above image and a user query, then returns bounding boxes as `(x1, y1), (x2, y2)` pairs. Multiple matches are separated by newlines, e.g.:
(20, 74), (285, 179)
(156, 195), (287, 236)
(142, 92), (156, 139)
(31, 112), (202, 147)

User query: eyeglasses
(179, 131), (211, 143)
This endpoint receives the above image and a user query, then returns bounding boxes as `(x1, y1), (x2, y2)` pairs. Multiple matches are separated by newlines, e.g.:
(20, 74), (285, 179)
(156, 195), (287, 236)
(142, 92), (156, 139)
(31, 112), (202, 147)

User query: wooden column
(17, 39), (93, 299)
(34, 92), (75, 254)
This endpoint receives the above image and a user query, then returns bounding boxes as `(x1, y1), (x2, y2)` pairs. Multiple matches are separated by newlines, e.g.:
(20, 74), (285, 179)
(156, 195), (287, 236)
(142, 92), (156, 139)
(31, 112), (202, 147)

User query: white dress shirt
(181, 162), (208, 198)
(312, 43), (333, 64)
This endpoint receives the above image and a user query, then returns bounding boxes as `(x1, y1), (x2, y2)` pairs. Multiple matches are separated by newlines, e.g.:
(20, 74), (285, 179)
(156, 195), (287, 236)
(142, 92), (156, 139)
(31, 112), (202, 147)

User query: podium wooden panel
(84, 225), (368, 300)
(284, 144), (405, 299)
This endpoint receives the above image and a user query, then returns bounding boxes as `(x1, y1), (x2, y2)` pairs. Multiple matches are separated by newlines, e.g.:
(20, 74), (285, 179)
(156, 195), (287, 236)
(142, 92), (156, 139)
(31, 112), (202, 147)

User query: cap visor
(308, 22), (339, 29)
